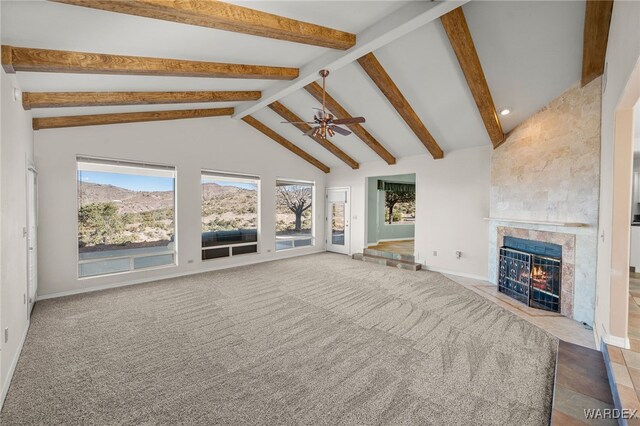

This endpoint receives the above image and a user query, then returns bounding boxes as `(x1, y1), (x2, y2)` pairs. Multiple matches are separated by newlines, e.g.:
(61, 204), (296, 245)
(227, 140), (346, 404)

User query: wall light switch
(187, 259), (194, 264)
(4, 327), (8, 343)
(433, 251), (437, 256)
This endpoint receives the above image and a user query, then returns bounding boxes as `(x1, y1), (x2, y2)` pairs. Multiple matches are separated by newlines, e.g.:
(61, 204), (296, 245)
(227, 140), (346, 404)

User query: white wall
(595, 0), (640, 345)
(34, 117), (326, 298)
(327, 146), (491, 279)
(0, 70), (33, 407)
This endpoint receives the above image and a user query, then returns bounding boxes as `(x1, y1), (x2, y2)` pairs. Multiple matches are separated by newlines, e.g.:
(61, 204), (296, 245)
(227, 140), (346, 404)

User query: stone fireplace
(488, 77), (601, 325)
(494, 226), (576, 318)
(498, 236), (563, 313)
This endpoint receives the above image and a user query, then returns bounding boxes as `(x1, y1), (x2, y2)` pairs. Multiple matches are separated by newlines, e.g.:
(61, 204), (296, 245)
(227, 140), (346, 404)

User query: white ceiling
(1, 0), (587, 168)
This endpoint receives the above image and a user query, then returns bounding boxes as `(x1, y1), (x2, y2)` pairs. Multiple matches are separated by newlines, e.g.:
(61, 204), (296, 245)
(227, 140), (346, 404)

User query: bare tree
(277, 185), (312, 232)
(385, 191), (415, 224)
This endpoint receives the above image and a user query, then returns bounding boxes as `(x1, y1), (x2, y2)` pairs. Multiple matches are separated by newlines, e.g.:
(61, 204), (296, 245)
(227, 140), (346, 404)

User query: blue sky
(78, 171), (174, 192)
(202, 178), (257, 190)
(79, 171), (257, 191)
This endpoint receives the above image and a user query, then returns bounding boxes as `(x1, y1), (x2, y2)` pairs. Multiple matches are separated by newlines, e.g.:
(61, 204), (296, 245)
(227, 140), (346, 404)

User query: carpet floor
(1, 253), (557, 425)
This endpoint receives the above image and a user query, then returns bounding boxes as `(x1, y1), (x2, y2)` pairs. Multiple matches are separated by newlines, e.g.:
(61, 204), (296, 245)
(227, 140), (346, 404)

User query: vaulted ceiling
(0, 0), (610, 171)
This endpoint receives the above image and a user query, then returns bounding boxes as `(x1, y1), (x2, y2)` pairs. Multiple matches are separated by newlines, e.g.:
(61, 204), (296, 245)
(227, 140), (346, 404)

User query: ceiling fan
(281, 69), (365, 139)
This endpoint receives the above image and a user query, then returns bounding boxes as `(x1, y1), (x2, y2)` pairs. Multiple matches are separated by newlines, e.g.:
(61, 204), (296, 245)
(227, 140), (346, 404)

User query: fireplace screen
(498, 247), (561, 312)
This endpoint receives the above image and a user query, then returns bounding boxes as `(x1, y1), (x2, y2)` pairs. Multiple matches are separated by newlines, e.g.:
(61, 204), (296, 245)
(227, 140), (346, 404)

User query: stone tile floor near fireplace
(444, 274), (595, 348)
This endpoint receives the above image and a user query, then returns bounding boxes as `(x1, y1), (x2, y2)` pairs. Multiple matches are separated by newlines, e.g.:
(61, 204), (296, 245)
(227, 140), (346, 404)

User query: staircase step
(364, 248), (415, 263)
(352, 253), (422, 271)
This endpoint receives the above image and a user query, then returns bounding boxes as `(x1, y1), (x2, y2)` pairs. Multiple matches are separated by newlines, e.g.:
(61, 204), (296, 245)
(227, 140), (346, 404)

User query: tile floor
(602, 273), (640, 425)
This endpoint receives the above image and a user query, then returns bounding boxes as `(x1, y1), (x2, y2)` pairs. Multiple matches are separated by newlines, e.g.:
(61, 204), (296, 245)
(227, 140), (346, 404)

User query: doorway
(366, 174), (416, 256)
(26, 165), (38, 316)
(326, 187), (350, 255)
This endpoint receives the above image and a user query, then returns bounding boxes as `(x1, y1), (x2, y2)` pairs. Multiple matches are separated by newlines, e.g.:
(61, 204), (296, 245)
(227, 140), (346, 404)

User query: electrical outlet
(455, 251), (462, 259)
(433, 251), (437, 256)
(267, 249), (272, 253)
(4, 327), (8, 343)
(187, 259), (194, 264)
(23, 294), (26, 304)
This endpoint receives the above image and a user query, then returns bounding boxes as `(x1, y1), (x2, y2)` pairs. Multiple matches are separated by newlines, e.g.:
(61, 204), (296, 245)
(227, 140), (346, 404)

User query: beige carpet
(1, 253), (557, 425)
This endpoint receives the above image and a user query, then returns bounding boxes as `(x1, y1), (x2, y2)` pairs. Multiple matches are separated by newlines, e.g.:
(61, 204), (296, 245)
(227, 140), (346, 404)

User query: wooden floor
(367, 239), (414, 256)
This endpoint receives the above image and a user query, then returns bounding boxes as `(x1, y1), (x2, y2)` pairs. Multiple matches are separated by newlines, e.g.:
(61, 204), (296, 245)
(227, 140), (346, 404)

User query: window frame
(200, 170), (261, 261)
(76, 156), (178, 279)
(275, 178), (315, 252)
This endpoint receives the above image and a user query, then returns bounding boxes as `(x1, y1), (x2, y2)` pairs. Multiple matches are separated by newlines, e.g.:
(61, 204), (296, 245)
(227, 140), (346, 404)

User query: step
(352, 253), (422, 271)
(363, 248), (415, 263)
(552, 340), (616, 424)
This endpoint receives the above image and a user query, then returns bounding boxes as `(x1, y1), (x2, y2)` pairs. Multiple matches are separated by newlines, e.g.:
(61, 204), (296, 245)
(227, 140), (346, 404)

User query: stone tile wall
(489, 77), (602, 325)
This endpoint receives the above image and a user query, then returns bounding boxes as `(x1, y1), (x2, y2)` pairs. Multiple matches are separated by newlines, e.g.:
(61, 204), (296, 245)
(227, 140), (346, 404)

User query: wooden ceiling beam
(357, 53), (443, 159)
(241, 116), (330, 173)
(304, 82), (396, 165)
(581, 0), (614, 87)
(441, 7), (504, 148)
(32, 107), (233, 130)
(234, 1), (468, 118)
(1, 45), (298, 80)
(50, 0), (356, 50)
(22, 91), (260, 110)
(268, 101), (359, 169)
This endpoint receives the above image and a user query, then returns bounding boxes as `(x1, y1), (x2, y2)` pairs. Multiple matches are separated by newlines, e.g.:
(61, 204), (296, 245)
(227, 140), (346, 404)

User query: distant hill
(78, 182), (173, 214)
(78, 181), (260, 214)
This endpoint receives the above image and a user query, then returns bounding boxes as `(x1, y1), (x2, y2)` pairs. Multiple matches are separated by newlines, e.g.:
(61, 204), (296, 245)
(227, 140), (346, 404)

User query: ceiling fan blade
(331, 125), (352, 136)
(281, 121), (315, 124)
(333, 117), (365, 125)
(304, 127), (318, 136)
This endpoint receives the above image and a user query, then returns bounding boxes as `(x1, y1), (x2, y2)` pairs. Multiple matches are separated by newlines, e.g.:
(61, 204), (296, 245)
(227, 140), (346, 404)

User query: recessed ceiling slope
(463, 1), (585, 133)
(369, 21), (491, 153)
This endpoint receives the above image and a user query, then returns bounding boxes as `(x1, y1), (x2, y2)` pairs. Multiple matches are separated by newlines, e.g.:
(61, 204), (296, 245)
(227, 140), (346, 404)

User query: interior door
(326, 188), (350, 255)
(26, 166), (38, 316)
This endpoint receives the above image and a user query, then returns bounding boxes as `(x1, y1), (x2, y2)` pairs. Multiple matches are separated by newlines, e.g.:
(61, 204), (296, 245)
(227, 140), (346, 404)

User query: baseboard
(38, 249), (325, 301)
(423, 266), (489, 282)
(0, 320), (29, 411)
(593, 324), (601, 351)
(603, 334), (630, 349)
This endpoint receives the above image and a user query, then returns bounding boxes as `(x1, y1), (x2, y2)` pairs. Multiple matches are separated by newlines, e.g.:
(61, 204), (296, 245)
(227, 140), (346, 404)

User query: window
(379, 181), (416, 225)
(201, 171), (259, 260)
(276, 180), (314, 251)
(77, 158), (176, 278)
(384, 191), (416, 224)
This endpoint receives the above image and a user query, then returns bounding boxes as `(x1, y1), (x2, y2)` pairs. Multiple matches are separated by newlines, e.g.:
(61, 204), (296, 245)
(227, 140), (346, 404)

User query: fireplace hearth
(498, 237), (561, 312)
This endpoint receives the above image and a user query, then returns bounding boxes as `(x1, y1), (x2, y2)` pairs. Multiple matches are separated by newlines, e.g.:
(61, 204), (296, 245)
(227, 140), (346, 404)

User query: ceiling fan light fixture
(280, 68), (365, 140)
